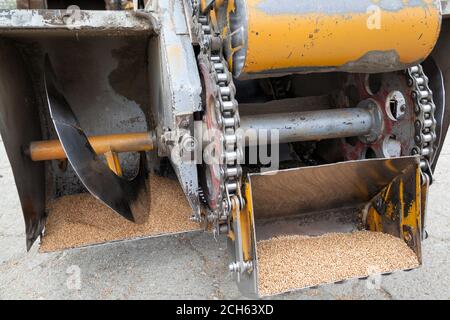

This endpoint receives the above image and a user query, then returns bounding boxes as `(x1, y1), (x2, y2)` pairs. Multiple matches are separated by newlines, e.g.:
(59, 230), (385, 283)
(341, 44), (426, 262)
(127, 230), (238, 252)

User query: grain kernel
(257, 231), (419, 296)
(40, 175), (199, 252)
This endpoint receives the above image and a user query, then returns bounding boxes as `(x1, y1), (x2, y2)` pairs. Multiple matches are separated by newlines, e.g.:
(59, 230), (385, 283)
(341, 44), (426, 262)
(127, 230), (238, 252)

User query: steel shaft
(239, 107), (374, 145)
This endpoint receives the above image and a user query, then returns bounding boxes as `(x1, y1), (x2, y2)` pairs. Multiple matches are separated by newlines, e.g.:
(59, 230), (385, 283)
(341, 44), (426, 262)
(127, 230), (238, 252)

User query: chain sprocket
(193, 2), (243, 226)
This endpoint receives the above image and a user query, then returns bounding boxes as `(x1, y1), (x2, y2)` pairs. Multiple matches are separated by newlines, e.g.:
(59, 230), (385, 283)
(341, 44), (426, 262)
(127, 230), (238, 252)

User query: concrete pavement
(0, 135), (449, 300)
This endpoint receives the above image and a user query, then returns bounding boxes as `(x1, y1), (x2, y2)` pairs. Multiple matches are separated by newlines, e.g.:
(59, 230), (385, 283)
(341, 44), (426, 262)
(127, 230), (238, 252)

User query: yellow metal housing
(217, 0), (442, 78)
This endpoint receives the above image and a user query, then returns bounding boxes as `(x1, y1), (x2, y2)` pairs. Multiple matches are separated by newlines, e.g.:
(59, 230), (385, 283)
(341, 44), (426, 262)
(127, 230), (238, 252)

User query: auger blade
(44, 55), (149, 224)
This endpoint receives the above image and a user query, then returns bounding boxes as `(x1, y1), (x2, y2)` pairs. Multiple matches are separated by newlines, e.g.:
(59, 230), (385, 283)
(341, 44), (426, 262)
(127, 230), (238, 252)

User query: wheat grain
(40, 175), (199, 252)
(257, 231), (419, 296)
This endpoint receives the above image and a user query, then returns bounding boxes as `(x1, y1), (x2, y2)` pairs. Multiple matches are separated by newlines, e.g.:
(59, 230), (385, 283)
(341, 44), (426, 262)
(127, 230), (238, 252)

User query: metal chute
(228, 156), (423, 298)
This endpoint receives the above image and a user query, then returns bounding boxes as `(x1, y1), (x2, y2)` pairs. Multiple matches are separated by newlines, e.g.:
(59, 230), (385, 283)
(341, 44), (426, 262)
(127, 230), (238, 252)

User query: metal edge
(246, 156), (422, 298)
(39, 228), (203, 254)
(248, 156), (420, 178)
(0, 39), (46, 250)
(258, 265), (420, 298)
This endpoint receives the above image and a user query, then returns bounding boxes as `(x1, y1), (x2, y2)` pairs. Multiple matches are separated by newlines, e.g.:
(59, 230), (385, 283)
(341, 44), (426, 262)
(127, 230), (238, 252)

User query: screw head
(228, 262), (239, 273)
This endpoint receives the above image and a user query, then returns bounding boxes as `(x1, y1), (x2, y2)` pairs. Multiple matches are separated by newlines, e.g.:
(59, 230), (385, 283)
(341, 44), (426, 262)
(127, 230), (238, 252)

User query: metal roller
(216, 0), (442, 78)
(239, 107), (378, 145)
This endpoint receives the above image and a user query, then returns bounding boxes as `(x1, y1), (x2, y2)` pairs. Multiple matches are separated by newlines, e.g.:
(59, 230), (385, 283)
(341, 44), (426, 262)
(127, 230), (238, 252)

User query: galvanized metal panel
(152, 0), (202, 216)
(248, 156), (420, 219)
(0, 39), (45, 250)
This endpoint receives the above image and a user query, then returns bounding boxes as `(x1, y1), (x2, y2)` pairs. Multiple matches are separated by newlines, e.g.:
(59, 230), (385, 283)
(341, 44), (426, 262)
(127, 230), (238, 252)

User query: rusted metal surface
(337, 71), (424, 161)
(216, 0), (442, 79)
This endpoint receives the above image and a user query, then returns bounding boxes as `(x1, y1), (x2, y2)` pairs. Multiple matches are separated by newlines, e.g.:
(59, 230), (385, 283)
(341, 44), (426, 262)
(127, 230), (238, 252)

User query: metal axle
(28, 108), (376, 163)
(26, 132), (154, 161)
(239, 107), (376, 146)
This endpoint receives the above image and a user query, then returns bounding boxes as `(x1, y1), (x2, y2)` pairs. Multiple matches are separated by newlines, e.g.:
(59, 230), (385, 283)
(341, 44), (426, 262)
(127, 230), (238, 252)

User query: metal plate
(0, 39), (45, 250)
(249, 157), (419, 220)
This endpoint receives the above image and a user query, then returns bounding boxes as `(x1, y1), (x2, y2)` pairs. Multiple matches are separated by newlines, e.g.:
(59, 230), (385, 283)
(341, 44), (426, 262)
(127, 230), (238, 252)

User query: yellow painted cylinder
(218, 0), (442, 79)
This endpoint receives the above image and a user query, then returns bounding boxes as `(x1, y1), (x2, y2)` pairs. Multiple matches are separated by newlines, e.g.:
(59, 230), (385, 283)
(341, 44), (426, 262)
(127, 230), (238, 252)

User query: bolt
(190, 214), (201, 223)
(206, 212), (217, 222)
(182, 136), (196, 153)
(243, 261), (253, 272)
(229, 261), (253, 273)
(179, 119), (189, 129)
(219, 223), (229, 234)
(229, 262), (240, 273)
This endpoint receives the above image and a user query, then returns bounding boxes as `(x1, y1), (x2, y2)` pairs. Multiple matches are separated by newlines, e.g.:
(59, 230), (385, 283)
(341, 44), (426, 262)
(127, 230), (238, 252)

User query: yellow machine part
(366, 163), (423, 261)
(228, 183), (254, 262)
(218, 0), (442, 78)
(27, 132), (155, 176)
(27, 132), (154, 161)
